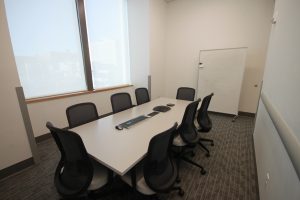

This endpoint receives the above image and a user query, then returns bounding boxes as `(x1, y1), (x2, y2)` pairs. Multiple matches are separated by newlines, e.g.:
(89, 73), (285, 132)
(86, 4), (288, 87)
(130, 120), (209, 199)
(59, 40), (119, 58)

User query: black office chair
(135, 87), (150, 105)
(173, 100), (206, 180)
(176, 87), (195, 101)
(111, 92), (133, 114)
(66, 102), (99, 128)
(46, 122), (112, 199)
(196, 93), (214, 156)
(121, 123), (184, 197)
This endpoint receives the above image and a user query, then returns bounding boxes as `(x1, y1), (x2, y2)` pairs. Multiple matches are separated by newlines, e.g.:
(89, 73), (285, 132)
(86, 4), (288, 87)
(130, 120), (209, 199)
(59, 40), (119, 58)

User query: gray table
(71, 97), (189, 176)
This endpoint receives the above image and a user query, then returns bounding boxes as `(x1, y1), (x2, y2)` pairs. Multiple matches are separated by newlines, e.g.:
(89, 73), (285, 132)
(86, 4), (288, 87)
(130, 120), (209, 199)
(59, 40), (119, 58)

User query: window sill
(26, 84), (133, 104)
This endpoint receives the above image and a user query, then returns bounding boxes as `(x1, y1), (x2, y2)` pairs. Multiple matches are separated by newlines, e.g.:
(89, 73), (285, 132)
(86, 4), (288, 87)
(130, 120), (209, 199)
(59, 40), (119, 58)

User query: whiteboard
(197, 47), (247, 115)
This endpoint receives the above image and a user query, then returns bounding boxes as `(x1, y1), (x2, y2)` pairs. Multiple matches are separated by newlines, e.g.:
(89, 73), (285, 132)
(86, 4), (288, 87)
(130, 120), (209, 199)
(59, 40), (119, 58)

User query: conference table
(71, 97), (190, 179)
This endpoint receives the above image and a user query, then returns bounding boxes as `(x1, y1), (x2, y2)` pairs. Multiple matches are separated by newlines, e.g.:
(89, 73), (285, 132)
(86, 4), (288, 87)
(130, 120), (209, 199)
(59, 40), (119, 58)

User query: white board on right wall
(197, 47), (247, 115)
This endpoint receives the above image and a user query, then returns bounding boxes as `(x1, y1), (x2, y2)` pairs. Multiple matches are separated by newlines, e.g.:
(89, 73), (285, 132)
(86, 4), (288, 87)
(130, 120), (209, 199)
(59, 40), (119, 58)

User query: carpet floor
(0, 113), (258, 200)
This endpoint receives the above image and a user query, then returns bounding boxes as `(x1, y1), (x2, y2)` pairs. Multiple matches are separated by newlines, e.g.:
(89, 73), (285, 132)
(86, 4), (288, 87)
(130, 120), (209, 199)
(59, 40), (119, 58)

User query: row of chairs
(66, 88), (149, 129)
(173, 94), (214, 183)
(66, 87), (195, 129)
(175, 87), (214, 156)
(112, 87), (151, 113)
(46, 87), (214, 199)
(112, 86), (199, 113)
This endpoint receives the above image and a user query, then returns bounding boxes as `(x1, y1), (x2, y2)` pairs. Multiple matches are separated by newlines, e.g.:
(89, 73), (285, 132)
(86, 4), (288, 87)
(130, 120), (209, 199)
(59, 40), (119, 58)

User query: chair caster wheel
(178, 189), (184, 196)
(201, 169), (206, 175)
(205, 153), (210, 157)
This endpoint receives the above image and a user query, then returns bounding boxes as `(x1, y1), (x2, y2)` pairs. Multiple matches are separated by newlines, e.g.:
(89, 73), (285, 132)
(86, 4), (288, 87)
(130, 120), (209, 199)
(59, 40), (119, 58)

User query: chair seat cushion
(144, 159), (178, 192)
(173, 134), (186, 147)
(88, 158), (109, 191)
(121, 165), (155, 195)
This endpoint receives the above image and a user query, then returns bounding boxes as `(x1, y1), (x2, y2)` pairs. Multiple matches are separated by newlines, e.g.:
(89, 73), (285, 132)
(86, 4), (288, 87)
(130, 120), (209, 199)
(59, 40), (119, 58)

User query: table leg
(131, 166), (137, 191)
(130, 167), (138, 199)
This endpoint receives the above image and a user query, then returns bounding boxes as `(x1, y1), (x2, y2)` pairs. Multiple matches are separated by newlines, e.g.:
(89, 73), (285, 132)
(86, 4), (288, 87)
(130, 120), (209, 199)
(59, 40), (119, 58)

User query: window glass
(85, 0), (130, 88)
(5, 0), (87, 98)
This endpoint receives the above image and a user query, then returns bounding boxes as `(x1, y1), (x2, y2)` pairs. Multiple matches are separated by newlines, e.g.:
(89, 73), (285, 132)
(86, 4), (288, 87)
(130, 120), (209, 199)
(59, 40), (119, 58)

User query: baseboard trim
(0, 157), (34, 180)
(208, 111), (235, 117)
(238, 111), (256, 117)
(208, 111), (255, 118)
(252, 135), (261, 200)
(35, 133), (52, 143)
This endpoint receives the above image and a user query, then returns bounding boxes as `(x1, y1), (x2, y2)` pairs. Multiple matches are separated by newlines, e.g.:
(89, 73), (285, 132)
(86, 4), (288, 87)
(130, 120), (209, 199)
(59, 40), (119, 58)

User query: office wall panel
(254, 0), (300, 199)
(254, 100), (300, 200)
(149, 0), (167, 99)
(0, 0), (32, 170)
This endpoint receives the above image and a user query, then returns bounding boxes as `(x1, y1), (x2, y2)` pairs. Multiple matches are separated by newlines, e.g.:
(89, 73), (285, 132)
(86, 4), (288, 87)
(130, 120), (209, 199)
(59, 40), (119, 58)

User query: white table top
(71, 97), (190, 176)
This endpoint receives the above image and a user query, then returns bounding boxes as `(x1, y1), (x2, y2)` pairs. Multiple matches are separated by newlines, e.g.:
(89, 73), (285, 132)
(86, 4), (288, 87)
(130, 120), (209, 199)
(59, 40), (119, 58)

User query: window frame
(76, 0), (94, 91)
(76, 0), (131, 92)
(25, 84), (132, 104)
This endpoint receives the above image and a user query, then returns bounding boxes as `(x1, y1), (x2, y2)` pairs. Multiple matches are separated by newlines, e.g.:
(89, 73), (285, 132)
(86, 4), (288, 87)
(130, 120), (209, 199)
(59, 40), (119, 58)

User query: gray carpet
(0, 113), (258, 200)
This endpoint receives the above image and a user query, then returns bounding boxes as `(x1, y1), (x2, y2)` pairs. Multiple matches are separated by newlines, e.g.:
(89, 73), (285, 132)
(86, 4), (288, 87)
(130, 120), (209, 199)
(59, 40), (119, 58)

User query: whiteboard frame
(196, 47), (248, 115)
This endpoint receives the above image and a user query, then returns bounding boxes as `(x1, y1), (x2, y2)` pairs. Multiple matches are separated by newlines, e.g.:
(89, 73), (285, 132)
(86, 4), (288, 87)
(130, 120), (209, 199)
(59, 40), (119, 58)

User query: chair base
(174, 146), (206, 182)
(161, 186), (184, 197)
(197, 141), (210, 157)
(128, 186), (184, 200)
(145, 187), (184, 200)
(199, 138), (214, 146)
(173, 186), (185, 196)
(181, 156), (206, 175)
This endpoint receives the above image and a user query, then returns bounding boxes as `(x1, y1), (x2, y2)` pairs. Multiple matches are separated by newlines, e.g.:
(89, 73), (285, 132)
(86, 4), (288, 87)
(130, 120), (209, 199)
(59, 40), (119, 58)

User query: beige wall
(164, 0), (274, 113)
(149, 0), (167, 99)
(0, 0), (32, 170)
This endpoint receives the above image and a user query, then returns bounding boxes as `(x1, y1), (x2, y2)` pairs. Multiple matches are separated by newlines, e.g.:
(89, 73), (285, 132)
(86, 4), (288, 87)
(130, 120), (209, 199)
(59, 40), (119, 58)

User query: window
(5, 0), (130, 99)
(85, 0), (130, 89)
(5, 0), (87, 98)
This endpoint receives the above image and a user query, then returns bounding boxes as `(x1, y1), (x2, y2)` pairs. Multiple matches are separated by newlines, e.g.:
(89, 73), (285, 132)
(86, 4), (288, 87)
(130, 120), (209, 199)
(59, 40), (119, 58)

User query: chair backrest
(178, 100), (200, 144)
(197, 93), (214, 132)
(135, 87), (150, 105)
(66, 102), (99, 128)
(144, 123), (178, 192)
(176, 87), (195, 101)
(110, 92), (133, 113)
(46, 122), (93, 198)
